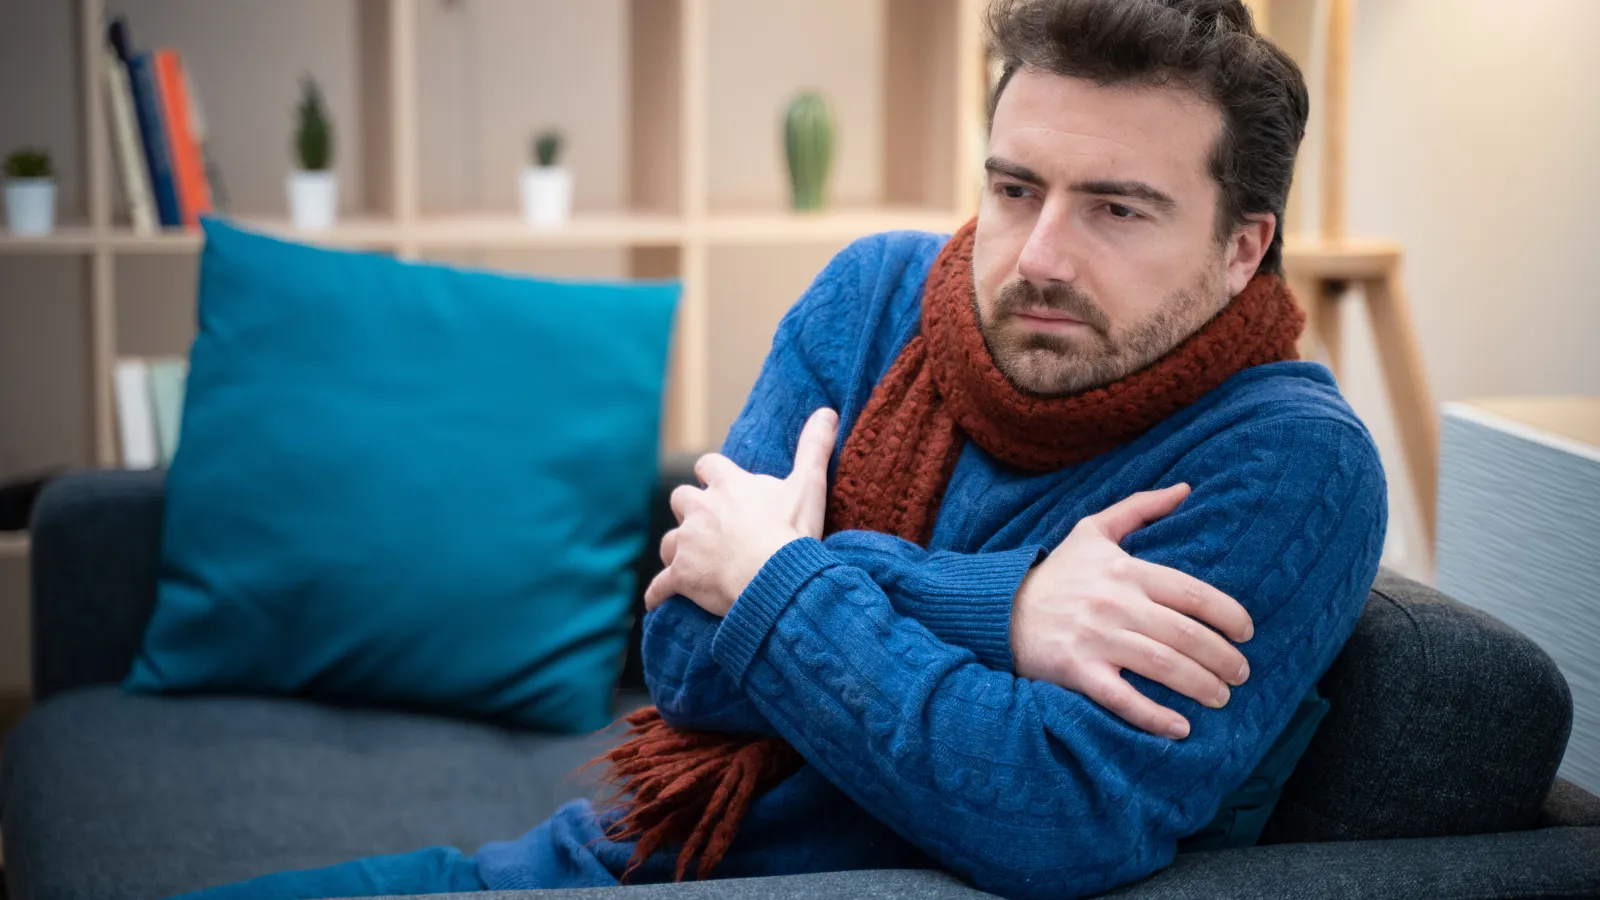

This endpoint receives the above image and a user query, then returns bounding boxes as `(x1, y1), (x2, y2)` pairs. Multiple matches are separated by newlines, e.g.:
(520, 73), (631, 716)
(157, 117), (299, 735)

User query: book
(102, 46), (157, 234)
(146, 357), (189, 466)
(126, 52), (181, 228)
(180, 61), (229, 214)
(153, 49), (213, 228)
(114, 359), (157, 470)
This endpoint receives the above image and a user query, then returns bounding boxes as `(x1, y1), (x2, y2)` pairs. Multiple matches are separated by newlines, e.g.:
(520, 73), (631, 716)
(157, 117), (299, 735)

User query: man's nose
(1015, 201), (1080, 286)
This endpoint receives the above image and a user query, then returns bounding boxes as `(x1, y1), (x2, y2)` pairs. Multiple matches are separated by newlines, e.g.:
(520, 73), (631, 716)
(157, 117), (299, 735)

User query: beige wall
(3, 0), (1599, 685)
(706, 0), (885, 211)
(1322, 0), (1600, 578)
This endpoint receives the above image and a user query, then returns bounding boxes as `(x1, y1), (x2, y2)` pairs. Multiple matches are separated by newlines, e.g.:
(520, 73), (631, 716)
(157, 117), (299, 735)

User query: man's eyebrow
(984, 156), (1046, 186)
(1071, 179), (1177, 211)
(985, 157), (1178, 211)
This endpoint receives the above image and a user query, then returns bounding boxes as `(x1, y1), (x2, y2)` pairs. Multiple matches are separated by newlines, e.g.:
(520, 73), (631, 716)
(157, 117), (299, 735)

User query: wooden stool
(1285, 237), (1439, 552)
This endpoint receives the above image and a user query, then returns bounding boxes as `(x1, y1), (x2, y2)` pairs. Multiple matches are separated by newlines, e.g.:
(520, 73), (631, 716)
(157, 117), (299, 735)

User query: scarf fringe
(591, 707), (802, 882)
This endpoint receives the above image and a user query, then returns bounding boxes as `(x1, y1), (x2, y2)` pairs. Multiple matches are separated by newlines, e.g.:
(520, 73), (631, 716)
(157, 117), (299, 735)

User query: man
(180, 0), (1384, 897)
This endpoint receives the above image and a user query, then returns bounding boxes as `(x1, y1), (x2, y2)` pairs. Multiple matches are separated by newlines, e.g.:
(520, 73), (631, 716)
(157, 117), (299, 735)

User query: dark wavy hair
(985, 0), (1309, 274)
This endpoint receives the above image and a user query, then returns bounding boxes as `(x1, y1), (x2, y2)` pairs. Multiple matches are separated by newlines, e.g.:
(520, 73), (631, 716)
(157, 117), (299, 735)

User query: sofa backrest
(36, 466), (1573, 845)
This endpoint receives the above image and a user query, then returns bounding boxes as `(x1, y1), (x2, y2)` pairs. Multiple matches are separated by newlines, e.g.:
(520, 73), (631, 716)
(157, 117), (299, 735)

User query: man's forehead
(990, 68), (1220, 190)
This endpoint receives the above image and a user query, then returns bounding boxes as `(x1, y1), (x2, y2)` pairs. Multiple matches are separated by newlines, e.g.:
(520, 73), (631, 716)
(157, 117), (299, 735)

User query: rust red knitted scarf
(596, 218), (1305, 881)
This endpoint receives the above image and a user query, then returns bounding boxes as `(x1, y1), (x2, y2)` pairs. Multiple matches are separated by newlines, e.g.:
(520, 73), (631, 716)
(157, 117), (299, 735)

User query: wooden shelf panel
(0, 227), (119, 254)
(232, 216), (406, 249)
(0, 210), (970, 255)
(0, 218), (402, 254)
(701, 208), (966, 244)
(412, 213), (687, 249)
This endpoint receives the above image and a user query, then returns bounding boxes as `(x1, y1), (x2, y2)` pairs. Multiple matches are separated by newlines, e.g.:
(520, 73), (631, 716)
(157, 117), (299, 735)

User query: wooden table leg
(1363, 266), (1440, 554)
(1289, 274), (1343, 381)
(1310, 280), (1344, 381)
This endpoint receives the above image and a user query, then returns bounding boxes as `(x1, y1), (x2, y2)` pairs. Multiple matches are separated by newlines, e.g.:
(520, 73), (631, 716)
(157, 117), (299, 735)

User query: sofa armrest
(1540, 777), (1600, 828)
(1265, 568), (1573, 843)
(29, 469), (166, 702)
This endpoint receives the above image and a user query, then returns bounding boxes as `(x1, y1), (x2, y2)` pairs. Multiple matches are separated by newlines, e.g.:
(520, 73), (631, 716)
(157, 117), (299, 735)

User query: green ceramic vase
(784, 91), (834, 211)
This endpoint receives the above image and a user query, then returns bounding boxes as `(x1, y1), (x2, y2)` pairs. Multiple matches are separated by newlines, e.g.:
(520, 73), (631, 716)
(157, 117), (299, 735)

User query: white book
(114, 358), (158, 470)
(146, 356), (189, 466)
(102, 46), (158, 234)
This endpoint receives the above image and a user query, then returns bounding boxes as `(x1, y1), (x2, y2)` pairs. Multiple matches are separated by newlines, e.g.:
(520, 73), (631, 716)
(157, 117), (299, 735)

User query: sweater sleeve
(640, 236), (870, 732)
(643, 233), (1044, 732)
(708, 417), (1387, 900)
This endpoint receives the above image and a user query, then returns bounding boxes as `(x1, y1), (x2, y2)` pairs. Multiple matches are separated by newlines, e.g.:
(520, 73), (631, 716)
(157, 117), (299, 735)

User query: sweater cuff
(712, 536), (839, 685)
(900, 544), (1045, 672)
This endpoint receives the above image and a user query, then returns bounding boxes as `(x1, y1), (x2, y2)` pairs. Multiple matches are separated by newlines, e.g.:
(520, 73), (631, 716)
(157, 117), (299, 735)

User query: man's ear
(1224, 212), (1276, 296)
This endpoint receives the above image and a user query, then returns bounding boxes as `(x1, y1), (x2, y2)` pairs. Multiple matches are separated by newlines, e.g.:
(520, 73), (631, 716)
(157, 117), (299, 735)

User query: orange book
(153, 49), (212, 228)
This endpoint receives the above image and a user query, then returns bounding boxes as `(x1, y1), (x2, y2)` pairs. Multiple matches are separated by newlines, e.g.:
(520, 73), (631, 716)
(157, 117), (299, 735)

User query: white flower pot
(520, 167), (572, 227)
(286, 170), (338, 231)
(5, 179), (56, 237)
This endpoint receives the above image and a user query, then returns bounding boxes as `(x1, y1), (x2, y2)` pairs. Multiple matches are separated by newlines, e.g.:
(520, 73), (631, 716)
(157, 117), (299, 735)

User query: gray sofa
(3, 462), (1599, 900)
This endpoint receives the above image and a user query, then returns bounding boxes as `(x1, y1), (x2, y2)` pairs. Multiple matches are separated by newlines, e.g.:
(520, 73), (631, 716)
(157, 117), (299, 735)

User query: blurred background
(1, 0), (1598, 704)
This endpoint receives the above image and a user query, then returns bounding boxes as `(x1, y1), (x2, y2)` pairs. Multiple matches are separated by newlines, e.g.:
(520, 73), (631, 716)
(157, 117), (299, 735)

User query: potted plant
(520, 128), (571, 226)
(4, 148), (56, 237)
(286, 75), (336, 230)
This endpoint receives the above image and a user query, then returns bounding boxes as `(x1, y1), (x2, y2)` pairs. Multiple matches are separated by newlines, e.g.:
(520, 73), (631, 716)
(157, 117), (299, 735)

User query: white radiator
(1437, 399), (1600, 794)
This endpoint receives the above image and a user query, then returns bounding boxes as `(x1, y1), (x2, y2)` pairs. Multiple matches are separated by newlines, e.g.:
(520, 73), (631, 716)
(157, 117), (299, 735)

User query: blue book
(126, 52), (180, 228)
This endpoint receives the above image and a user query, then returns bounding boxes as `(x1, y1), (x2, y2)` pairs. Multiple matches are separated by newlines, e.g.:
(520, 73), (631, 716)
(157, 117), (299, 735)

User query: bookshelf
(0, 0), (987, 468)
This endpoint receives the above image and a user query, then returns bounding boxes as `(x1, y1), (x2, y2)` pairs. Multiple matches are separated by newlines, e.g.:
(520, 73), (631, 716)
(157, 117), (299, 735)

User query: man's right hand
(1010, 484), (1254, 740)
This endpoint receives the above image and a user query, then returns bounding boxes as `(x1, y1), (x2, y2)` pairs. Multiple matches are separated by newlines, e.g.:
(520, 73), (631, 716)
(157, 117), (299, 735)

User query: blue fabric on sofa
(125, 219), (678, 732)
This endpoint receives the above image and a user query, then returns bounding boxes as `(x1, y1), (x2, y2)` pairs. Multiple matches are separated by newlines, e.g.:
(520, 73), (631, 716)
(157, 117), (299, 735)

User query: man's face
(973, 68), (1270, 396)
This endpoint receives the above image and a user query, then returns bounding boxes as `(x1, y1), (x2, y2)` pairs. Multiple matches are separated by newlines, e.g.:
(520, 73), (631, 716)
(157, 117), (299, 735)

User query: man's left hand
(644, 407), (838, 617)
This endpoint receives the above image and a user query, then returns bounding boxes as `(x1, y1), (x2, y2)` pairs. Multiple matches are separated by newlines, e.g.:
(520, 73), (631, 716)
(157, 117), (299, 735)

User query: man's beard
(975, 271), (1225, 397)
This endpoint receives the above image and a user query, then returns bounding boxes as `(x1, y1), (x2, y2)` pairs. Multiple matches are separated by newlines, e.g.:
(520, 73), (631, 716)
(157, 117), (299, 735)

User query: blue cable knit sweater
(475, 230), (1388, 899)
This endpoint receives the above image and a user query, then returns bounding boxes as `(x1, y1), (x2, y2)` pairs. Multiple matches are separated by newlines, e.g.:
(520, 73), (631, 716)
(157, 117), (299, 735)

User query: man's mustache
(994, 280), (1111, 335)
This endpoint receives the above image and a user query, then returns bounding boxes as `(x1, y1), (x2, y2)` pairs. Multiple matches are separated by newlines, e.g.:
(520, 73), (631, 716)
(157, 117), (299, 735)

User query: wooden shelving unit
(0, 0), (986, 469)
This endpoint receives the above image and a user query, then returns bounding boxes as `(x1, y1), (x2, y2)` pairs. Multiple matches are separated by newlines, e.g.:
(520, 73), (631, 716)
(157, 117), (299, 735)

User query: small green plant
(532, 129), (563, 168)
(294, 75), (334, 171)
(4, 148), (52, 180)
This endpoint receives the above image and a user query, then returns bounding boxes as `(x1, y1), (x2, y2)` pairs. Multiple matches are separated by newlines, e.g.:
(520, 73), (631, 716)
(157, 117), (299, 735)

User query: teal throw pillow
(126, 218), (678, 733)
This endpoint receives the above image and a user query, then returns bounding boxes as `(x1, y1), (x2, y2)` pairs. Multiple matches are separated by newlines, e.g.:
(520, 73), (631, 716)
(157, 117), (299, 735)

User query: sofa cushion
(0, 687), (647, 900)
(128, 219), (679, 733)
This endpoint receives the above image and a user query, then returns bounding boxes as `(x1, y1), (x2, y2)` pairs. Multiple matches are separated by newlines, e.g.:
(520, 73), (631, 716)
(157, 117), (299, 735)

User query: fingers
(790, 408), (838, 485)
(1080, 666), (1191, 740)
(1113, 631), (1232, 711)
(1129, 558), (1255, 645)
(693, 453), (740, 487)
(659, 528), (678, 567)
(1091, 483), (1191, 543)
(643, 567), (677, 611)
(1136, 600), (1251, 687)
(668, 484), (701, 524)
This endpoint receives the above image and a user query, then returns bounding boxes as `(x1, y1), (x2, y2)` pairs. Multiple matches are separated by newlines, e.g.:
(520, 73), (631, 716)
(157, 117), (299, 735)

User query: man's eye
(998, 184), (1031, 200)
(1106, 203), (1140, 219)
